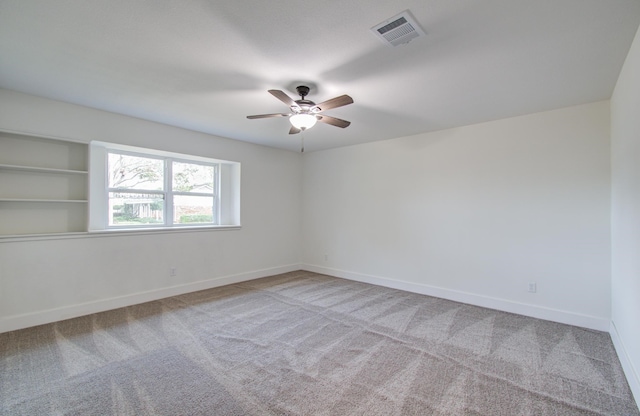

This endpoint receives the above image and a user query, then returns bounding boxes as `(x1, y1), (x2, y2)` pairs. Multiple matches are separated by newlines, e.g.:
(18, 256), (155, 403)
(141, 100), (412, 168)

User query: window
(89, 142), (240, 231)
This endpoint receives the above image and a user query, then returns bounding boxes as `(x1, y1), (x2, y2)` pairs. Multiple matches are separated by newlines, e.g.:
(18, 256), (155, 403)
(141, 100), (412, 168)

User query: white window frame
(89, 141), (240, 232)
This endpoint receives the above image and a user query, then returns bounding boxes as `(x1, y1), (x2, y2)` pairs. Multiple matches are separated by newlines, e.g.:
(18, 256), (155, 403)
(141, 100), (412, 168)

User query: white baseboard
(1, 262), (610, 333)
(610, 321), (640, 410)
(0, 263), (302, 334)
(303, 264), (610, 331)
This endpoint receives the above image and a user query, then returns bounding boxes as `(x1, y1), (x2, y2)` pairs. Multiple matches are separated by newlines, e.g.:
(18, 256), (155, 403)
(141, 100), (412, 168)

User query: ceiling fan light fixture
(290, 113), (317, 130)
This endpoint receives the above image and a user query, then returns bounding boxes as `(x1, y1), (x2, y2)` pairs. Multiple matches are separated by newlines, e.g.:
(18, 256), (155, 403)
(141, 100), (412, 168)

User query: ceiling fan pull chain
(301, 131), (305, 153)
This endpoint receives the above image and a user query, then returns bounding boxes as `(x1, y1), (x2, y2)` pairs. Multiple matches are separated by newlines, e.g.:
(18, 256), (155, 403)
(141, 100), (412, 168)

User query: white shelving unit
(0, 130), (89, 236)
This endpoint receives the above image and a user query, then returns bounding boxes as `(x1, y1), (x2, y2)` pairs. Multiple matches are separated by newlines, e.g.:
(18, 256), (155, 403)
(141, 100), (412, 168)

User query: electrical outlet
(170, 267), (177, 277)
(528, 282), (537, 293)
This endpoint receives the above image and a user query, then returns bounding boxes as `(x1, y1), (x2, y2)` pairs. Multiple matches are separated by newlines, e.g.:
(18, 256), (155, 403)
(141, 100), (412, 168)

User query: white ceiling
(1, 1), (639, 153)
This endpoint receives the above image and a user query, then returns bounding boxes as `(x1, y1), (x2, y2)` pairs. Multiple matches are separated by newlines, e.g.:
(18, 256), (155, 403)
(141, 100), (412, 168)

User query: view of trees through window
(172, 162), (215, 224)
(107, 153), (216, 226)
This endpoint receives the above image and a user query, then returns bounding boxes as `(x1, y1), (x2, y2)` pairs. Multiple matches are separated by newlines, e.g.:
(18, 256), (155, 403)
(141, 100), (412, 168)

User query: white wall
(303, 101), (611, 330)
(611, 25), (640, 404)
(0, 89), (302, 332)
(0, 89), (615, 335)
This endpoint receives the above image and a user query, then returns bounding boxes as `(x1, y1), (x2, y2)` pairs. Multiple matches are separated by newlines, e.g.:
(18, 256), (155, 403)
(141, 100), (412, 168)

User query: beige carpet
(1, 270), (638, 415)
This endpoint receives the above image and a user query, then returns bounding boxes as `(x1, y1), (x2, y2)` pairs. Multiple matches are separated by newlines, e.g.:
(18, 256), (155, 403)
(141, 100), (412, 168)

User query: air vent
(371, 10), (425, 47)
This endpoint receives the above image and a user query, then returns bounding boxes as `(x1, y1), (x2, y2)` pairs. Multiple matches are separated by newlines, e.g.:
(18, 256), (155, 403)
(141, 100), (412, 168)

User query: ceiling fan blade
(246, 113), (290, 119)
(289, 126), (301, 135)
(269, 90), (298, 108)
(317, 115), (351, 128)
(312, 95), (354, 112)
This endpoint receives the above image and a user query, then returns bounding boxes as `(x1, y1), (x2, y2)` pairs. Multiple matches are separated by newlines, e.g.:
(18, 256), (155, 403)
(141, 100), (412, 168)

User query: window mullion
(165, 158), (173, 226)
(214, 164), (220, 224)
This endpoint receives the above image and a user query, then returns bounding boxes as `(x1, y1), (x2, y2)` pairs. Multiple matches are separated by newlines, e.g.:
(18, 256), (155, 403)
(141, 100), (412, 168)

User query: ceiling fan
(247, 86), (354, 134)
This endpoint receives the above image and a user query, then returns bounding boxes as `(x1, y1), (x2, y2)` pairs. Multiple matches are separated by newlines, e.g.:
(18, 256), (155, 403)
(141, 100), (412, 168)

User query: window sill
(0, 225), (242, 243)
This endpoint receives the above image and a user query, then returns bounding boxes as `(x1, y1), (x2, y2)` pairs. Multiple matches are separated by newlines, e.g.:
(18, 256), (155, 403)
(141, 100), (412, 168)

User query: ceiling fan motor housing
(294, 99), (316, 112)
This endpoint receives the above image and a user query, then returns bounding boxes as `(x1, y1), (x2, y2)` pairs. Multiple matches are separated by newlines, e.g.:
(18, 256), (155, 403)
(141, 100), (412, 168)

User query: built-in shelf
(0, 163), (88, 175)
(0, 129), (89, 236)
(0, 198), (88, 203)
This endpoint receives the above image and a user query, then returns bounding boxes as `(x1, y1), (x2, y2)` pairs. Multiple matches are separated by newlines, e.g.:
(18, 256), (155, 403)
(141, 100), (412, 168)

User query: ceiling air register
(371, 10), (425, 47)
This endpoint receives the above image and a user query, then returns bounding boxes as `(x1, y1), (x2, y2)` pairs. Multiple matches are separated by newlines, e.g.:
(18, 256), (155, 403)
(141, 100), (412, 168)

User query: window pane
(109, 192), (164, 225)
(172, 162), (214, 194)
(108, 153), (164, 190)
(174, 195), (214, 224)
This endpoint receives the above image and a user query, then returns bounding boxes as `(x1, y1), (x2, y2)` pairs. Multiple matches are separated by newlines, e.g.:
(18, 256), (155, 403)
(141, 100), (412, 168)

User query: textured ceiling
(1, 0), (639, 152)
